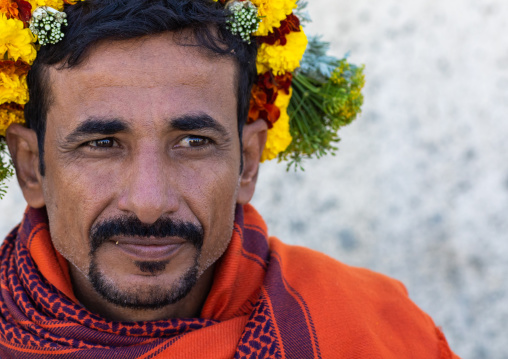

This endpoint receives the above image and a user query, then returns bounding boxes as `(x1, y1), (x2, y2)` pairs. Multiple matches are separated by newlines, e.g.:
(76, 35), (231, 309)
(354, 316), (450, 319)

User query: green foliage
(298, 35), (341, 81)
(0, 140), (15, 200)
(282, 49), (365, 170)
(294, 0), (312, 26)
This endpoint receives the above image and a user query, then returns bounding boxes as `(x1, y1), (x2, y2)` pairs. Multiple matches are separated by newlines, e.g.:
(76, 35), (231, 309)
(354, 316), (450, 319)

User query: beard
(87, 215), (204, 310)
(88, 256), (199, 310)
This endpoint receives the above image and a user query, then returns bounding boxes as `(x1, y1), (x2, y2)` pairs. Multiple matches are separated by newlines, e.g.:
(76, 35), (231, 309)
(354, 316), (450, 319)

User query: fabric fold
(0, 204), (459, 358)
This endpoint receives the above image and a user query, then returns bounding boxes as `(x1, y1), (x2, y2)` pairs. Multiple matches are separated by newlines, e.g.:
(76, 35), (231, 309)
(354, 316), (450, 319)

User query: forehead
(46, 32), (238, 132)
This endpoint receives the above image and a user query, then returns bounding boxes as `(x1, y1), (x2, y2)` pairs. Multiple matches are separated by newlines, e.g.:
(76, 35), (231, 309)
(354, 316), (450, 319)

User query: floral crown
(0, 0), (364, 198)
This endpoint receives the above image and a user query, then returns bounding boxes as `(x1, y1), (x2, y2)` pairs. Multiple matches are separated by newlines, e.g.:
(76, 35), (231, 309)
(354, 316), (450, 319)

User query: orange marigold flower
(249, 85), (280, 127)
(0, 0), (20, 19)
(273, 72), (293, 94)
(0, 59), (30, 76)
(248, 71), (293, 126)
(0, 102), (24, 136)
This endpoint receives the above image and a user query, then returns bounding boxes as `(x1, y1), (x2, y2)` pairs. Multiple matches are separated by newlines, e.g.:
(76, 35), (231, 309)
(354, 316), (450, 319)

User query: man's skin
(5, 32), (268, 322)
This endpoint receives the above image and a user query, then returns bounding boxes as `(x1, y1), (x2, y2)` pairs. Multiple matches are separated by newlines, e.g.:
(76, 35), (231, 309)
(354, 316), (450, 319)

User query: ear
(5, 124), (45, 208)
(237, 119), (268, 204)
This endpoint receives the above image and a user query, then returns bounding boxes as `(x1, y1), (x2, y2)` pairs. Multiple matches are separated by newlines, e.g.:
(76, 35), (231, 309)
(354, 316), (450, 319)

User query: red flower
(15, 0), (31, 22)
(249, 84), (280, 127)
(248, 71), (293, 126)
(0, 102), (24, 112)
(0, 60), (30, 76)
(273, 72), (293, 94)
(257, 13), (300, 46)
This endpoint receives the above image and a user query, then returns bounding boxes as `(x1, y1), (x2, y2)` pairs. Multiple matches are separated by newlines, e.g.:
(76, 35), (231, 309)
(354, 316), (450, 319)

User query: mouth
(112, 237), (186, 261)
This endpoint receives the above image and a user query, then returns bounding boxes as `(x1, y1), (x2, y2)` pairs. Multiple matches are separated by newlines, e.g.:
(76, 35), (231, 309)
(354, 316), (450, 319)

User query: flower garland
(218, 0), (308, 162)
(0, 0), (365, 198)
(222, 0), (365, 167)
(0, 0), (80, 197)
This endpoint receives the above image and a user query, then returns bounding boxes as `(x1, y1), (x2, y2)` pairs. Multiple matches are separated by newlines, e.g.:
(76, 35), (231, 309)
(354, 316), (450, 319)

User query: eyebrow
(64, 113), (229, 144)
(65, 118), (129, 143)
(170, 113), (229, 137)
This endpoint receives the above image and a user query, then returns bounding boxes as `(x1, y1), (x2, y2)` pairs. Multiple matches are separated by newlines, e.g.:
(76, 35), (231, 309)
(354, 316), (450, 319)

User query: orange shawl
(0, 204), (459, 358)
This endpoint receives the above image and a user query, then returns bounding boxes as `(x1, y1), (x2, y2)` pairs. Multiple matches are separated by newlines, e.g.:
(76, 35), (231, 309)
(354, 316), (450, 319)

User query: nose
(118, 147), (179, 224)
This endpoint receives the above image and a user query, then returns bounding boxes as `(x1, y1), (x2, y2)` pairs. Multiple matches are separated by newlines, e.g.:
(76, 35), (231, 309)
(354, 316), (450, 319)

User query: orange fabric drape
(0, 204), (460, 358)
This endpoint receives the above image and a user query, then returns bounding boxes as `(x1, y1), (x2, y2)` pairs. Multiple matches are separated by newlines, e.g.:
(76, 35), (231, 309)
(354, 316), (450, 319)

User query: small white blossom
(226, 0), (262, 44)
(29, 6), (68, 46)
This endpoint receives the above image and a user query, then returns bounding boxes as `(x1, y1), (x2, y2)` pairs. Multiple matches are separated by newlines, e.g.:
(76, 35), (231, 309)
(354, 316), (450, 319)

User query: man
(0, 0), (459, 357)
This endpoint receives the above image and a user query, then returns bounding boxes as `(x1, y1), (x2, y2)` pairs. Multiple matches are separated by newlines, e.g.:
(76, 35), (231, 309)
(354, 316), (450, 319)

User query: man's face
(40, 33), (241, 314)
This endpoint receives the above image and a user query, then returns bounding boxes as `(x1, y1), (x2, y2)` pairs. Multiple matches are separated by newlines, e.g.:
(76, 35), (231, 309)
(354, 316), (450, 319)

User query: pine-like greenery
(281, 35), (365, 170)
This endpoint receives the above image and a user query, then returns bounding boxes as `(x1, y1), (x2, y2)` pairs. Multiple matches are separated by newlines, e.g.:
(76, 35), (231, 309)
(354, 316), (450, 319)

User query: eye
(87, 138), (118, 148)
(176, 135), (211, 148)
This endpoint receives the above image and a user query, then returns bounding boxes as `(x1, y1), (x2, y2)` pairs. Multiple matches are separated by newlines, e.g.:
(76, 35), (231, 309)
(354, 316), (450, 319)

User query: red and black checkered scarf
(0, 204), (323, 358)
(0, 203), (459, 358)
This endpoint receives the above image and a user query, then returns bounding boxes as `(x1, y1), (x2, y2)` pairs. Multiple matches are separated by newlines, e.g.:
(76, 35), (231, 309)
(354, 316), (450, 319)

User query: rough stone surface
(1, 1), (507, 358)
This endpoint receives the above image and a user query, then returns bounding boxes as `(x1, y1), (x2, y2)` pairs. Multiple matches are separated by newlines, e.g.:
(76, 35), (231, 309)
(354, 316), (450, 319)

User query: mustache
(89, 216), (204, 254)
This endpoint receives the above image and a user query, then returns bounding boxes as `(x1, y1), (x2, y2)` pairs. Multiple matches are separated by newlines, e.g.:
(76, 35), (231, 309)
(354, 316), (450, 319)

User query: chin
(88, 257), (199, 310)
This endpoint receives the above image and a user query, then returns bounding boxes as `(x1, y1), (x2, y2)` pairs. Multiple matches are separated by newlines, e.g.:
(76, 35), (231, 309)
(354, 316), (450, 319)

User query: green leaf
(0, 139), (15, 200)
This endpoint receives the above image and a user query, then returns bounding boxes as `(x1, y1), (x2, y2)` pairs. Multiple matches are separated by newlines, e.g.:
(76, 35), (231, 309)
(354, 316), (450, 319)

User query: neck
(69, 264), (215, 321)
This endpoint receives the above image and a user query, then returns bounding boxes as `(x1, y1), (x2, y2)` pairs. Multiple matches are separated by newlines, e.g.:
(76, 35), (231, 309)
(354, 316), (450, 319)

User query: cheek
(181, 162), (240, 272)
(42, 159), (118, 273)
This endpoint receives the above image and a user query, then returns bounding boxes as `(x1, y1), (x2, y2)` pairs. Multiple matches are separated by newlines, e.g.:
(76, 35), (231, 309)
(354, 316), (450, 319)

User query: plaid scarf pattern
(0, 204), (459, 358)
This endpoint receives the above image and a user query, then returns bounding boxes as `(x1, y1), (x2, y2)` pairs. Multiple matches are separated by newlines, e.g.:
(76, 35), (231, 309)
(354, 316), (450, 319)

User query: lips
(112, 237), (186, 261)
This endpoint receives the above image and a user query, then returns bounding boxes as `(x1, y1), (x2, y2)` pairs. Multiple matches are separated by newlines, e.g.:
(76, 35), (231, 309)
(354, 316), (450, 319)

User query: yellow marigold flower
(0, 105), (24, 137)
(252, 0), (297, 36)
(256, 27), (307, 75)
(261, 89), (292, 161)
(26, 0), (65, 12)
(0, 65), (29, 105)
(0, 14), (36, 64)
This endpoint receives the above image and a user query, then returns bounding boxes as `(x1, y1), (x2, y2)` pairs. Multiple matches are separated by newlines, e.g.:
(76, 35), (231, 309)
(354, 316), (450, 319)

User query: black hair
(24, 0), (258, 175)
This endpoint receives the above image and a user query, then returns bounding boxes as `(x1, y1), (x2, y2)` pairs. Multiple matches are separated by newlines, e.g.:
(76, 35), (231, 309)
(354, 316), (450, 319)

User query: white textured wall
(1, 1), (507, 358)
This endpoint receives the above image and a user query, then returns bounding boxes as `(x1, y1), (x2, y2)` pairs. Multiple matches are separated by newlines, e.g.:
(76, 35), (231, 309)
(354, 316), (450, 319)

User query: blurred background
(1, 0), (507, 357)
